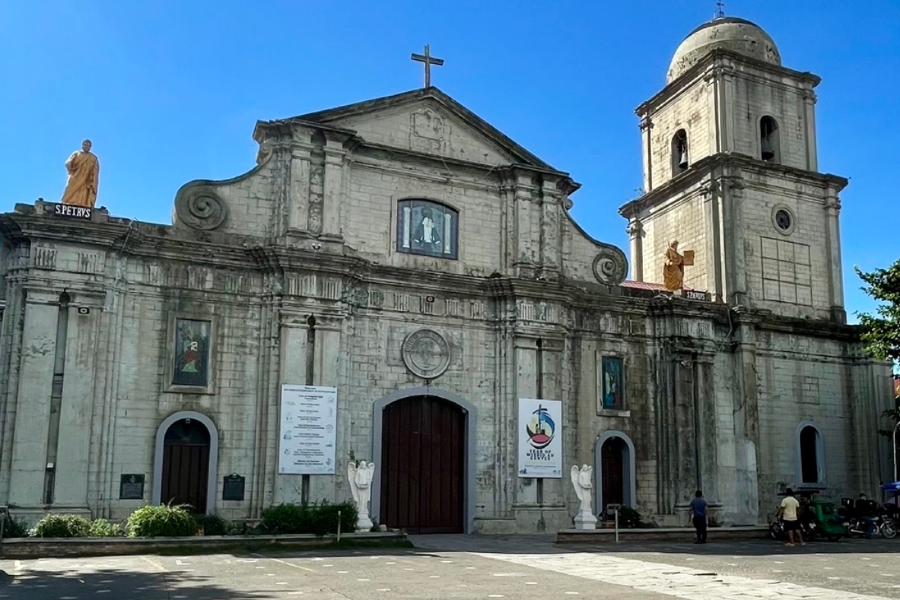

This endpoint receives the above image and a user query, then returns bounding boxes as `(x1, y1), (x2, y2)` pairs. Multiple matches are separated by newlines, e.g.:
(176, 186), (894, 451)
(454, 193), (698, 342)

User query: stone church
(0, 15), (893, 533)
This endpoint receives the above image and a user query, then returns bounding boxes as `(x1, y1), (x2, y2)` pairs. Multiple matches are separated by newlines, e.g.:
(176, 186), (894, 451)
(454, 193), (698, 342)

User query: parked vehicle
(839, 511), (897, 539)
(806, 498), (844, 541)
(768, 495), (843, 542)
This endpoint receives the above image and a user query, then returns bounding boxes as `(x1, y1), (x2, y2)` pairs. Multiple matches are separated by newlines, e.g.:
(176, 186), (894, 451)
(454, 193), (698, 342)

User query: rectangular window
(396, 199), (458, 259)
(601, 357), (625, 409)
(172, 318), (211, 387)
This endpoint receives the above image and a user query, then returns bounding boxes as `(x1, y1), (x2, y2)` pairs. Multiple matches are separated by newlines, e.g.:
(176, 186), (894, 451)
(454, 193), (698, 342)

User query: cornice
(618, 152), (848, 217)
(636, 48), (821, 117)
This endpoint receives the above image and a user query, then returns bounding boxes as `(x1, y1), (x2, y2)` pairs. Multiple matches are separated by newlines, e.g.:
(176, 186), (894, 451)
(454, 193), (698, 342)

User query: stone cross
(411, 44), (444, 88)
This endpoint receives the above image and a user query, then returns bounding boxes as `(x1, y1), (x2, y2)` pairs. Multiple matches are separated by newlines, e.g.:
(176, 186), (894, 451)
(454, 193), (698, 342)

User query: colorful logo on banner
(526, 404), (555, 450)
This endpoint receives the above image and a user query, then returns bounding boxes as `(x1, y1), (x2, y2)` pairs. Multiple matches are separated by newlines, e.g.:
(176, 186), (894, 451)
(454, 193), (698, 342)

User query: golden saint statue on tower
(60, 139), (100, 208)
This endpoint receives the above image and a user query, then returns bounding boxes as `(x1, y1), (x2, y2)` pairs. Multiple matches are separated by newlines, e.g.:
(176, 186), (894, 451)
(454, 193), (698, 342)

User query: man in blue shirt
(689, 489), (708, 544)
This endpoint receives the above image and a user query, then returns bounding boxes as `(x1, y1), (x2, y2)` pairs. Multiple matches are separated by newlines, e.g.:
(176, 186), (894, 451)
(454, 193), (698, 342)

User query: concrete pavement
(0, 535), (897, 599)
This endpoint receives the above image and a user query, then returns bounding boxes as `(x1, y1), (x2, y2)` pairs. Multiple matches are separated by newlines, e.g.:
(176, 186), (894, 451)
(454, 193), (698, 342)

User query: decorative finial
(715, 1), (725, 19)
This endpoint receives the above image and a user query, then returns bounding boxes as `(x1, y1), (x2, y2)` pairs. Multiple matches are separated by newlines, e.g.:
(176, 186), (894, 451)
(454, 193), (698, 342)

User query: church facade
(0, 16), (893, 532)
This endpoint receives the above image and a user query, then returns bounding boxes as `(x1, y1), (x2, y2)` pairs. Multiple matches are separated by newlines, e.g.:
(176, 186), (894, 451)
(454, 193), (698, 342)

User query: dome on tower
(667, 17), (781, 83)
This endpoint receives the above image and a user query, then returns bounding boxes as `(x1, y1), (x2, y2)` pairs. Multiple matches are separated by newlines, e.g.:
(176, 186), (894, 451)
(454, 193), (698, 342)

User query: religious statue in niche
(601, 357), (625, 410)
(60, 139), (100, 208)
(172, 319), (211, 387)
(662, 240), (693, 291)
(348, 460), (375, 531)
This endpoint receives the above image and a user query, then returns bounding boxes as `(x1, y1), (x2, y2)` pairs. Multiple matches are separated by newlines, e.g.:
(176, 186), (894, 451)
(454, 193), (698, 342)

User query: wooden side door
(602, 438), (625, 508)
(160, 419), (210, 512)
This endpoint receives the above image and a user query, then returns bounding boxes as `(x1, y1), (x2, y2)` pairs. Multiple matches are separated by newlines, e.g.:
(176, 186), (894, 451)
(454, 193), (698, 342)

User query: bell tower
(620, 16), (847, 323)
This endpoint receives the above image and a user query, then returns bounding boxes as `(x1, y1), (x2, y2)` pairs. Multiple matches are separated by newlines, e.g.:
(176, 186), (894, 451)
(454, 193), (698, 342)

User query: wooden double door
(380, 396), (465, 533)
(160, 419), (210, 512)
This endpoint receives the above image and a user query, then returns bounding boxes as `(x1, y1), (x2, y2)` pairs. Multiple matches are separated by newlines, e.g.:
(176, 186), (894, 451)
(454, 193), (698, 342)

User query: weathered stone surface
(0, 25), (891, 535)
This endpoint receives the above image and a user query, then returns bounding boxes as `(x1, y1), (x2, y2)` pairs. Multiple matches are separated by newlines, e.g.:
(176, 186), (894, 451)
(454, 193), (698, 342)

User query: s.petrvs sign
(52, 203), (92, 219)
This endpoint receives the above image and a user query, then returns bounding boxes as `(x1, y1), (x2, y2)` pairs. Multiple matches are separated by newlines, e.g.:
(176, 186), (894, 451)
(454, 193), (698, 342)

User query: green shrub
(196, 514), (229, 536)
(30, 514), (91, 538)
(1, 515), (29, 538)
(126, 504), (198, 538)
(617, 506), (644, 529)
(261, 501), (358, 536)
(89, 518), (123, 537)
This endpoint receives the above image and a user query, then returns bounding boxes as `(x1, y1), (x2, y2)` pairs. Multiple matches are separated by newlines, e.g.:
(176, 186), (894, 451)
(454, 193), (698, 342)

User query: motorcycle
(768, 516), (819, 541)
(840, 513), (897, 539)
(768, 497), (844, 542)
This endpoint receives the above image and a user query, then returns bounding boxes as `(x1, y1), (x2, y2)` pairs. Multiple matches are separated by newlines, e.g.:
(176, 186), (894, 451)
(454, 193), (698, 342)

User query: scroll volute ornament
(592, 245), (629, 286)
(173, 182), (228, 231)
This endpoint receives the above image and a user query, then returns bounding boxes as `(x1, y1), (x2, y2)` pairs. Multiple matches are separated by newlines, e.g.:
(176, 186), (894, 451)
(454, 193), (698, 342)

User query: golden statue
(663, 240), (685, 291)
(60, 139), (100, 208)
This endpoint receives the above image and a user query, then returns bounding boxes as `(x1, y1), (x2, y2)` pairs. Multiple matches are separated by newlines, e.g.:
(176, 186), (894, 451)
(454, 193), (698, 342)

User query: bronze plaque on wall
(119, 474), (145, 500)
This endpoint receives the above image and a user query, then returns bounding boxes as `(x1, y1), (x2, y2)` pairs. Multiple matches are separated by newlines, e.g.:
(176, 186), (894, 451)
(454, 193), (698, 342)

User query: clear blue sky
(2, 1), (898, 321)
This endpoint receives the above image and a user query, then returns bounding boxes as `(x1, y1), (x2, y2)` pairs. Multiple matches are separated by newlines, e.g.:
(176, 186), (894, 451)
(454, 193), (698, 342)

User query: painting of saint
(397, 200), (458, 259)
(413, 207), (443, 254)
(601, 357), (625, 409)
(173, 319), (210, 387)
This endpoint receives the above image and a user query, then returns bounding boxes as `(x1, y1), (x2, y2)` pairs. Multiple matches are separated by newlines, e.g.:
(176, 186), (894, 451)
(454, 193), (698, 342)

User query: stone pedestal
(574, 509), (597, 530)
(356, 508), (374, 532)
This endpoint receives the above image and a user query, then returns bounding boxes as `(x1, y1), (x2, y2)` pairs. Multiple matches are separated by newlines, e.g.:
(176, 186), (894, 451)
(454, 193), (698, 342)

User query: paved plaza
(1, 536), (899, 599)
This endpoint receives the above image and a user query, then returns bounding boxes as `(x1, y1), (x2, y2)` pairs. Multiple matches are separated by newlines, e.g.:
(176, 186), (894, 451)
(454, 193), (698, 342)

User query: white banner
(517, 399), (563, 478)
(279, 385), (337, 475)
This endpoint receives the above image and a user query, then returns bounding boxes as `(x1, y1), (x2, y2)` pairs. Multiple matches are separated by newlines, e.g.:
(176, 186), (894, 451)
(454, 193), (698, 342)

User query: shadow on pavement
(0, 565), (272, 599)
(408, 534), (900, 557)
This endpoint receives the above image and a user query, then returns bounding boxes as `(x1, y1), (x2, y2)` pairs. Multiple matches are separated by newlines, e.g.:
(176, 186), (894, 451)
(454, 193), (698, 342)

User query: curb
(0, 531), (408, 559)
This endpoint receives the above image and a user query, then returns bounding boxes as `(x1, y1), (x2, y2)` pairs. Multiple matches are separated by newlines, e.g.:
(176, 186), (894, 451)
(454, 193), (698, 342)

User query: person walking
(689, 490), (709, 544)
(779, 488), (805, 547)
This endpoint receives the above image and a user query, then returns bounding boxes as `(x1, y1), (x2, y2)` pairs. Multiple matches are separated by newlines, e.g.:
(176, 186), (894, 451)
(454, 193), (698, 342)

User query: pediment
(289, 88), (556, 170)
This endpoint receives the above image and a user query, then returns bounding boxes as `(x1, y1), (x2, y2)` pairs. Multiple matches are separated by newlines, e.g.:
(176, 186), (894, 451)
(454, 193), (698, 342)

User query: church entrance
(379, 395), (465, 533)
(601, 436), (626, 508)
(160, 418), (211, 512)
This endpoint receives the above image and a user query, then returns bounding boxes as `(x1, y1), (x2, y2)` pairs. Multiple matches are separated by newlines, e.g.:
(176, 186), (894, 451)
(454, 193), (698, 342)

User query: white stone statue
(348, 460), (376, 532)
(571, 464), (597, 530)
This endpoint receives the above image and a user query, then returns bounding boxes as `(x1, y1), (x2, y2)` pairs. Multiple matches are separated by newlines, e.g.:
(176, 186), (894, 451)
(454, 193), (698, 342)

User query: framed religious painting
(396, 198), (459, 260)
(600, 356), (625, 410)
(166, 314), (217, 394)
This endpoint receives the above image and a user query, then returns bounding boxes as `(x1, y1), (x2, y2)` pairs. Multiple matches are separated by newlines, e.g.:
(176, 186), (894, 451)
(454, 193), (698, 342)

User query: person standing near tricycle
(779, 488), (806, 547)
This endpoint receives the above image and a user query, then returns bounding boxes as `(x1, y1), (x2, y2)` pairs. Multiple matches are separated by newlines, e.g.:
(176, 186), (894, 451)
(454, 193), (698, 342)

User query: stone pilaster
(671, 352), (699, 510)
(309, 315), (344, 503)
(824, 186), (846, 323)
(804, 90), (819, 171)
(513, 336), (539, 506)
(730, 321), (760, 524)
(53, 291), (105, 507)
(289, 145), (312, 232)
(273, 313), (309, 505)
(708, 64), (737, 154)
(627, 219), (644, 281)
(8, 288), (60, 506)
(539, 178), (562, 278)
(640, 117), (653, 192)
(321, 141), (345, 240)
(511, 169), (540, 277)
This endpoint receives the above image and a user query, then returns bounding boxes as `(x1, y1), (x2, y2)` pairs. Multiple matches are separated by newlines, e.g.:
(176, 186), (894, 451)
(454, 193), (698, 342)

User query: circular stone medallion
(402, 329), (451, 379)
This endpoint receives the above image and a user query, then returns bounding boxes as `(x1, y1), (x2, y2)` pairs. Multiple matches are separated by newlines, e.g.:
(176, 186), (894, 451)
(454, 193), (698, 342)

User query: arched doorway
(602, 437), (627, 506)
(594, 430), (636, 513)
(796, 421), (825, 486)
(373, 388), (474, 533)
(152, 411), (219, 514)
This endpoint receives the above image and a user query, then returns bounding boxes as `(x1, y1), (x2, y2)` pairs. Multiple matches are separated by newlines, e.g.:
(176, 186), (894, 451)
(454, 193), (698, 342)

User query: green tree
(856, 262), (900, 435)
